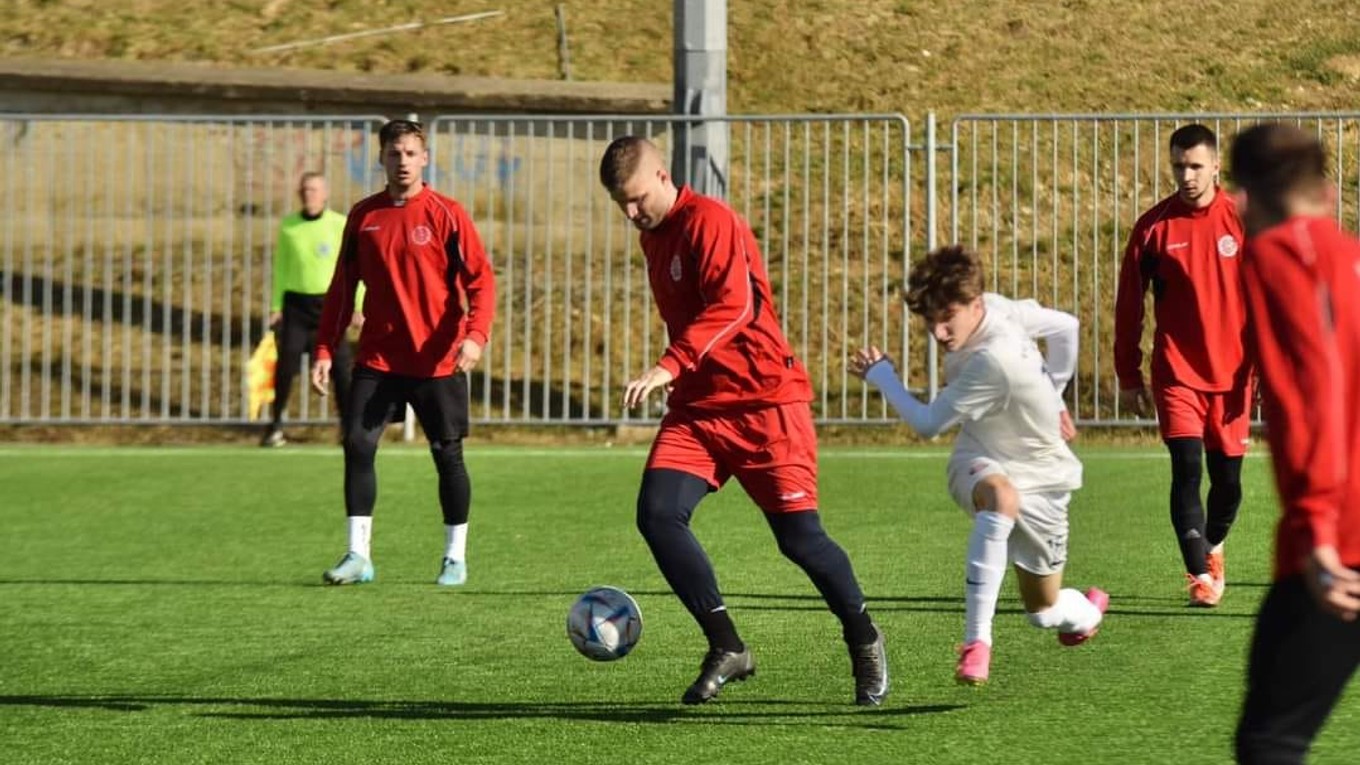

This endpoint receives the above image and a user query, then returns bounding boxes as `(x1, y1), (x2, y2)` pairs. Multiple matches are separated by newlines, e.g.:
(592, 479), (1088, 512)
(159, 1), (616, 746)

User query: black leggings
(635, 468), (870, 638)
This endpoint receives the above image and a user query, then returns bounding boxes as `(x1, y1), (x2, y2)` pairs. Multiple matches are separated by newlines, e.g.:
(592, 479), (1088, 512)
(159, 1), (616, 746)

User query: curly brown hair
(905, 245), (986, 321)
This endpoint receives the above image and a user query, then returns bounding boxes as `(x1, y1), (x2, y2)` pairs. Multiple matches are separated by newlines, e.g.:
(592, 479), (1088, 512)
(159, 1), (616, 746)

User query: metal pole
(925, 112), (939, 400)
(672, 0), (728, 198)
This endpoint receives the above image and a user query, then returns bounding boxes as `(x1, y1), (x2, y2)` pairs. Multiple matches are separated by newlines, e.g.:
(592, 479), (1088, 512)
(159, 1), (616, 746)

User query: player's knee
(974, 478), (1020, 519)
(635, 488), (684, 539)
(1207, 452), (1243, 489)
(429, 438), (465, 471)
(768, 511), (829, 561)
(342, 430), (378, 463)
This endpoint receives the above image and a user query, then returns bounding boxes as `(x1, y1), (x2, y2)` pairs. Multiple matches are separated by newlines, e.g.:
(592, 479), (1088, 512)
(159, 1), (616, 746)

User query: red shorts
(646, 402), (819, 514)
(1153, 382), (1252, 457)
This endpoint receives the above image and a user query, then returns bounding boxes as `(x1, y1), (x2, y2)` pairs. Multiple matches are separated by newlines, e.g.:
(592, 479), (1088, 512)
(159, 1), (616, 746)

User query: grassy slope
(6, 1), (1360, 115)
(1, 445), (1357, 764)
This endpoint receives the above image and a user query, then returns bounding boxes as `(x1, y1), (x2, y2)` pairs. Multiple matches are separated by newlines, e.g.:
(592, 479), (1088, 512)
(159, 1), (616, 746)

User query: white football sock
(444, 523), (468, 561)
(348, 516), (372, 559)
(964, 511), (1015, 646)
(1027, 588), (1102, 633)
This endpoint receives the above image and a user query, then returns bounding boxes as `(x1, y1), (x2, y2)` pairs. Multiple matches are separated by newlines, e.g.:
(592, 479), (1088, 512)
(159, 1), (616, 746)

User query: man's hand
(1119, 387), (1153, 418)
(1305, 546), (1360, 621)
(623, 365), (675, 410)
(1059, 409), (1077, 441)
(849, 346), (893, 379)
(268, 310), (282, 330)
(350, 311), (365, 331)
(454, 338), (484, 373)
(311, 358), (332, 396)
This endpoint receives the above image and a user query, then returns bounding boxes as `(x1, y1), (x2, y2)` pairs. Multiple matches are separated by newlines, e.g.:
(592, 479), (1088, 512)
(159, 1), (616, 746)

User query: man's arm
(860, 351), (1007, 438)
(314, 213), (361, 365)
(270, 223), (290, 318)
(1242, 243), (1346, 555)
(1113, 224), (1152, 391)
(655, 210), (754, 380)
(451, 206), (496, 347)
(1007, 298), (1079, 394)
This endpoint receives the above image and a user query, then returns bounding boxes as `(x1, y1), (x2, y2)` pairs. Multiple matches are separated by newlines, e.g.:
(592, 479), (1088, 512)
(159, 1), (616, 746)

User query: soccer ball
(566, 586), (643, 661)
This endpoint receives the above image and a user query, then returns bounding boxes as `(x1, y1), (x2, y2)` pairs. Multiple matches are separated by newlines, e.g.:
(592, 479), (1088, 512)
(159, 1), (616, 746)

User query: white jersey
(864, 292), (1083, 495)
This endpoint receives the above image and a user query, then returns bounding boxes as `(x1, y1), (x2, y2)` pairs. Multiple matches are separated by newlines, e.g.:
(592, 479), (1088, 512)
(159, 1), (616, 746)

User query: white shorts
(947, 456), (1070, 576)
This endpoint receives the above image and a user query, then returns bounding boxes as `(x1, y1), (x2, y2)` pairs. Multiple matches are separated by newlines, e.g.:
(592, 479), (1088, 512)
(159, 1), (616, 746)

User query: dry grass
(7, 1), (1360, 115)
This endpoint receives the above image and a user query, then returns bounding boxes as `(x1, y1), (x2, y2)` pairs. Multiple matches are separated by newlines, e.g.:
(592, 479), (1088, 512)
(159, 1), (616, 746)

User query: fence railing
(4, 111), (1356, 426)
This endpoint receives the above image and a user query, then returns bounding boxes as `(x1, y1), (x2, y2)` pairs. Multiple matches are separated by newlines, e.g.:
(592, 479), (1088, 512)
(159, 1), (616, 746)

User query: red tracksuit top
(1114, 190), (1249, 392)
(1242, 215), (1360, 579)
(315, 185), (495, 378)
(641, 185), (813, 413)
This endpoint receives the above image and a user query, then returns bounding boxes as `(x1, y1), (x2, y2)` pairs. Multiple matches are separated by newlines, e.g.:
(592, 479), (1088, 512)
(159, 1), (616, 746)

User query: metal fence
(426, 114), (914, 425)
(950, 113), (1360, 424)
(4, 111), (1359, 426)
(0, 115), (386, 424)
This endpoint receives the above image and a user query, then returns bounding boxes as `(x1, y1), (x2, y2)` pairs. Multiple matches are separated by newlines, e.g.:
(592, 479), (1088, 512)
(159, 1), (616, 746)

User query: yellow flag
(247, 334), (278, 420)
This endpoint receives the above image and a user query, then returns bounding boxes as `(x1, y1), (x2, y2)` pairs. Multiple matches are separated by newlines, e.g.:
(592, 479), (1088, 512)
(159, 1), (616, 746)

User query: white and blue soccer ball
(567, 586), (643, 662)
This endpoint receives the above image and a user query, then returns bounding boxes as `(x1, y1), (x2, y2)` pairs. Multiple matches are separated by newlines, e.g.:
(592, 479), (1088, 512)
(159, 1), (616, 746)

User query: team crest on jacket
(1217, 235), (1238, 258)
(670, 253), (683, 281)
(411, 225), (433, 245)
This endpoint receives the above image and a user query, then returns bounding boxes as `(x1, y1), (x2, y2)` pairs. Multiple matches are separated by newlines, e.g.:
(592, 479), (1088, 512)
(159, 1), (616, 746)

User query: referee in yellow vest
(262, 171), (362, 447)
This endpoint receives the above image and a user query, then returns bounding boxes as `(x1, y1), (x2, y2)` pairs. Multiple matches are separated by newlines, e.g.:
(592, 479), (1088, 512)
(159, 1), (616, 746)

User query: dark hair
(1170, 123), (1217, 153)
(599, 135), (654, 192)
(1229, 122), (1327, 204)
(379, 119), (425, 150)
(905, 245), (986, 320)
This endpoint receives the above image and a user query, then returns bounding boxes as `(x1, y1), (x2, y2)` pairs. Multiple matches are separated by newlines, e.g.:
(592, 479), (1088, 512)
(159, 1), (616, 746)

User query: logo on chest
(670, 253), (684, 282)
(1217, 235), (1239, 258)
(315, 242), (333, 258)
(411, 225), (433, 246)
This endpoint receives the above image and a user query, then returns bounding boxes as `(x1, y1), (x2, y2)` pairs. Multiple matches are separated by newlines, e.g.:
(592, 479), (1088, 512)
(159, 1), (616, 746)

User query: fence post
(925, 111), (939, 400)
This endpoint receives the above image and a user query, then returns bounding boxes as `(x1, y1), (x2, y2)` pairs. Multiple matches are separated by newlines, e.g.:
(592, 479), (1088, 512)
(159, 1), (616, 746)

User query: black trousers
(272, 291), (352, 426)
(1236, 575), (1360, 764)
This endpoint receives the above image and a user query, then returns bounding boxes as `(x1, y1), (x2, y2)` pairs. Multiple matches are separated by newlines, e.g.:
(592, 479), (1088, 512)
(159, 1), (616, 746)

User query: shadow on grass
(0, 694), (963, 730)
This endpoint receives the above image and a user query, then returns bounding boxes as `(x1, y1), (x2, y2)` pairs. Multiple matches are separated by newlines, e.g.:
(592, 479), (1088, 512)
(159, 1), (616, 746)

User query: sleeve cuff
(314, 346), (333, 363)
(863, 360), (899, 391)
(657, 354), (683, 379)
(465, 329), (489, 347)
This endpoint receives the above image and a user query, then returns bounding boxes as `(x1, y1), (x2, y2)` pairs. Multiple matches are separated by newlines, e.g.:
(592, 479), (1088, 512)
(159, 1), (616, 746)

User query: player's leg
(1008, 492), (1107, 645)
(409, 373), (472, 586)
(732, 403), (886, 705)
(263, 300), (308, 446)
(324, 365), (401, 584)
(950, 464), (1019, 685)
(1156, 383), (1218, 604)
(1235, 576), (1360, 764)
(637, 418), (749, 704)
(1204, 385), (1250, 598)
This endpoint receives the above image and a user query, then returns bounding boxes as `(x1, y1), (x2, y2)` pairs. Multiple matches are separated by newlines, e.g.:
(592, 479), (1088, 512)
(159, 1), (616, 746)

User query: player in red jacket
(1231, 123), (1360, 764)
(311, 119), (496, 589)
(598, 136), (887, 706)
(1114, 124), (1251, 607)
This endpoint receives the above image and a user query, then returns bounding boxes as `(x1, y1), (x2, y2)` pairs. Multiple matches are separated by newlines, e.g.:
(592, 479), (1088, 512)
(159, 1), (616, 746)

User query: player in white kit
(850, 245), (1108, 685)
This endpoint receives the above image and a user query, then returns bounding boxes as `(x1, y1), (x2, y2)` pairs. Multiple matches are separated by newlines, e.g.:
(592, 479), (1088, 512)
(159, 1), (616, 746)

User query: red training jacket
(1114, 190), (1249, 392)
(640, 185), (812, 412)
(1242, 215), (1360, 579)
(315, 185), (495, 378)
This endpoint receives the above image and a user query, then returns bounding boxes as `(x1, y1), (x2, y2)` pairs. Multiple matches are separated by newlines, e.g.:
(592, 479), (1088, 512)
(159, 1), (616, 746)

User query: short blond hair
(599, 135), (656, 192)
